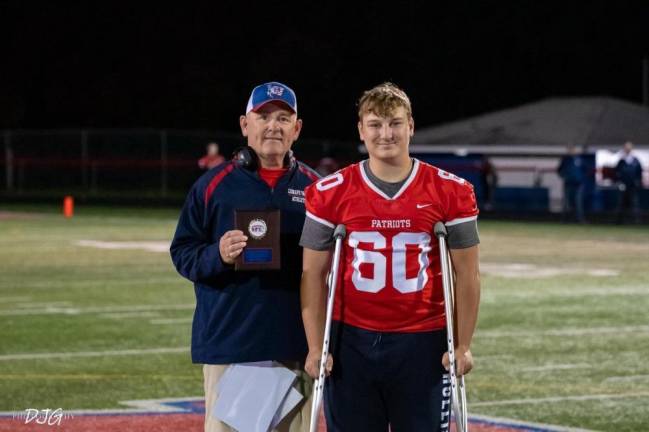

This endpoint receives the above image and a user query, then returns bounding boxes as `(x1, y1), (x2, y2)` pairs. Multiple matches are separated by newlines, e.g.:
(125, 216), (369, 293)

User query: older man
(171, 82), (319, 432)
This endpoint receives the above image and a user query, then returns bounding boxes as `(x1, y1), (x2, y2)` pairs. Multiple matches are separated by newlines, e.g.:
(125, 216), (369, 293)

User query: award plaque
(234, 210), (281, 270)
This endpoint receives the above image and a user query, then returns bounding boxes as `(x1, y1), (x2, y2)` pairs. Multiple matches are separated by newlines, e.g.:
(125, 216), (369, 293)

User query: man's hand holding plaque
(231, 210), (281, 270)
(219, 230), (249, 265)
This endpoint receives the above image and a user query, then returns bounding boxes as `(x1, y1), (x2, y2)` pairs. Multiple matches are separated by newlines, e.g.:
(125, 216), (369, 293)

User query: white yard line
(76, 240), (170, 253)
(493, 286), (649, 298)
(149, 318), (193, 325)
(0, 303), (195, 316)
(480, 262), (619, 279)
(471, 391), (649, 407)
(100, 311), (161, 319)
(12, 278), (180, 289)
(519, 363), (591, 372)
(477, 325), (649, 338)
(0, 347), (188, 361)
(473, 354), (515, 363)
(604, 374), (649, 382)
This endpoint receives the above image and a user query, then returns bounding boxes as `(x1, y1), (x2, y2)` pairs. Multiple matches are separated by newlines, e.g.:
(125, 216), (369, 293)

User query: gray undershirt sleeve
(447, 219), (480, 249)
(300, 216), (335, 250)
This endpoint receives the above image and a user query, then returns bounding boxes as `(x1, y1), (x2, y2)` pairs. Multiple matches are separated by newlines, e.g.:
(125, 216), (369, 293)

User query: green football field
(0, 205), (648, 431)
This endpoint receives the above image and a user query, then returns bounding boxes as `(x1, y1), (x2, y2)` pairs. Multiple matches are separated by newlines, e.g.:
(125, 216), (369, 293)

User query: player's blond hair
(357, 82), (412, 120)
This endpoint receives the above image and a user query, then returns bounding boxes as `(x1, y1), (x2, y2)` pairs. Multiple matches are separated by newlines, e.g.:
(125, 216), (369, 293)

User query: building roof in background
(413, 97), (649, 148)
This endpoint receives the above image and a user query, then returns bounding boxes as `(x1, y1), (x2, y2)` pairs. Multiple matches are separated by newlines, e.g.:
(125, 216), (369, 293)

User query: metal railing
(1, 129), (356, 199)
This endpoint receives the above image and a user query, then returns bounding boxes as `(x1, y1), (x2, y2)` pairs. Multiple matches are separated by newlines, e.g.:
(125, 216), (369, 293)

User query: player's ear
(409, 116), (415, 137)
(357, 121), (364, 141)
(239, 115), (248, 137)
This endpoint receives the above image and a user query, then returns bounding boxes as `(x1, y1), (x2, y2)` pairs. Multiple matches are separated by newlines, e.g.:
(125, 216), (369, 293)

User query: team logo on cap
(248, 218), (267, 239)
(267, 85), (285, 97)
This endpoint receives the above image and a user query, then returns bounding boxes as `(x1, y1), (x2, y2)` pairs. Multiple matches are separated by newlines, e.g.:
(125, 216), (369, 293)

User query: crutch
(309, 224), (346, 432)
(434, 221), (469, 432)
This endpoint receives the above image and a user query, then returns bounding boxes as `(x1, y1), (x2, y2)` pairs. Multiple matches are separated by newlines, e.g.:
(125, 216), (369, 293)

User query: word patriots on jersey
(371, 219), (412, 229)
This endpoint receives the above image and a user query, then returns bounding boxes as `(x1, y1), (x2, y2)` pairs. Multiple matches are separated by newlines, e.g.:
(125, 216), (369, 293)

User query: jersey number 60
(348, 231), (431, 294)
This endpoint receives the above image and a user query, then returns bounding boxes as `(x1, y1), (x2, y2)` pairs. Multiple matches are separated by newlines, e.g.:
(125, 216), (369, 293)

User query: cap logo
(267, 85), (285, 97)
(246, 82), (296, 114)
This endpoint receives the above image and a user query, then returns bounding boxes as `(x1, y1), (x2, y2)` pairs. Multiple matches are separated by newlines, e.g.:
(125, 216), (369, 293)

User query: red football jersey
(304, 159), (478, 332)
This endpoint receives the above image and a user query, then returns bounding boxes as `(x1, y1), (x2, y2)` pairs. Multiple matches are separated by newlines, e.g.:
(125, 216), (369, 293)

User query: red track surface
(0, 413), (203, 432)
(0, 414), (541, 432)
(0, 401), (555, 432)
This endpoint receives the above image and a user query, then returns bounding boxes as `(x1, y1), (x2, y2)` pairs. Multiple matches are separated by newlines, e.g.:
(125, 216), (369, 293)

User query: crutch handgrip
(333, 224), (346, 240)
(434, 221), (448, 238)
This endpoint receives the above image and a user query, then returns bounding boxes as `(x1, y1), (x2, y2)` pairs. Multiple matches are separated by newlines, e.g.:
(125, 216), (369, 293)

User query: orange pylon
(63, 196), (74, 218)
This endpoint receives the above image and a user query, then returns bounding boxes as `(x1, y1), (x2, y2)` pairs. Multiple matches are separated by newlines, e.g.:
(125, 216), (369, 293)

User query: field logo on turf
(13, 408), (73, 426)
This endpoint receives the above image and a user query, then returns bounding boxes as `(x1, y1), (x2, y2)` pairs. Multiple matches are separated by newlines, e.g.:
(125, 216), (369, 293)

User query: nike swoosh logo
(416, 204), (433, 209)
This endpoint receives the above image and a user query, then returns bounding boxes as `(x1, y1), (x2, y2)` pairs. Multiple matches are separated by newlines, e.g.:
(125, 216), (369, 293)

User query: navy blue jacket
(170, 160), (319, 364)
(558, 155), (585, 185)
(616, 156), (642, 189)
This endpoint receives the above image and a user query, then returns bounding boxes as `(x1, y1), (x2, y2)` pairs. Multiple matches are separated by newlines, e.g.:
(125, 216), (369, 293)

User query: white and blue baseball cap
(245, 81), (297, 114)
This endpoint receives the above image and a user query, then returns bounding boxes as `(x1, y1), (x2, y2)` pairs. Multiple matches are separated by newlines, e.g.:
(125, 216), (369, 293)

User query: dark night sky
(2, 2), (648, 140)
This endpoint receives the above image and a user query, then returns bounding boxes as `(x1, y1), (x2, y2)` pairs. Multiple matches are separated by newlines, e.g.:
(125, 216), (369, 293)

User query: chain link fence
(1, 129), (357, 202)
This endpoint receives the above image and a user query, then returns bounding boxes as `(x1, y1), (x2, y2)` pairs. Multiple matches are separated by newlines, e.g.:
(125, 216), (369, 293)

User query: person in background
(479, 155), (498, 211)
(315, 156), (339, 177)
(171, 81), (320, 432)
(198, 142), (225, 170)
(557, 144), (586, 223)
(615, 141), (643, 224)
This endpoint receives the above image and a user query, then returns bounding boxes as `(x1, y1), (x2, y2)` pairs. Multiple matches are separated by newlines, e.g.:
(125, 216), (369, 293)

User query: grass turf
(0, 206), (648, 431)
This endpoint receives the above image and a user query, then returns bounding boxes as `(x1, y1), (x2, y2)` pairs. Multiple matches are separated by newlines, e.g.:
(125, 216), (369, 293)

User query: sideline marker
(63, 195), (74, 218)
